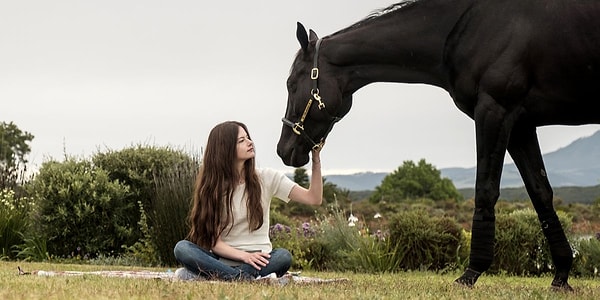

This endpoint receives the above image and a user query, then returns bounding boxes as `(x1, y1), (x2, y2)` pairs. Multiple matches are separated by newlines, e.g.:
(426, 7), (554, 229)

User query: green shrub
(269, 205), (295, 228)
(491, 209), (572, 275)
(28, 158), (133, 257)
(301, 205), (359, 271)
(388, 210), (463, 271)
(14, 232), (50, 261)
(92, 145), (194, 209)
(270, 205), (359, 271)
(146, 160), (197, 266)
(0, 189), (32, 259)
(121, 201), (161, 266)
(297, 204), (404, 273)
(92, 145), (196, 255)
(572, 236), (600, 278)
(340, 231), (403, 273)
(270, 222), (317, 270)
(303, 238), (333, 271)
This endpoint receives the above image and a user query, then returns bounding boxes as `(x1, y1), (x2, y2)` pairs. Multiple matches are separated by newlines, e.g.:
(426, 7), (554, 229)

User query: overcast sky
(3, 0), (600, 175)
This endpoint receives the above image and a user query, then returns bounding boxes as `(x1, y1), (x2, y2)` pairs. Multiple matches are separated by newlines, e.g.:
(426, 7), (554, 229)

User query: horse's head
(277, 22), (352, 167)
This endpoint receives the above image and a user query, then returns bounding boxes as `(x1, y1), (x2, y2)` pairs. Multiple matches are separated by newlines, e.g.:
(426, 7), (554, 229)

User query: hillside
(443, 130), (600, 188)
(325, 172), (388, 191)
(326, 130), (600, 191)
(456, 185), (600, 204)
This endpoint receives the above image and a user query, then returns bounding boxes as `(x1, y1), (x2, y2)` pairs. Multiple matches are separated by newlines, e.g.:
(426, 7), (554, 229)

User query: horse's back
(447, 0), (600, 125)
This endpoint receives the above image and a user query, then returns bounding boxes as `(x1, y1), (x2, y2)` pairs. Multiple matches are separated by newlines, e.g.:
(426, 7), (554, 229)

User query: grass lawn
(0, 261), (598, 299)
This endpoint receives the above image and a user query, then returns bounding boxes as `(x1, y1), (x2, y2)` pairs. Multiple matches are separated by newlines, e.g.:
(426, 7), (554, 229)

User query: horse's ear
(309, 29), (319, 42)
(296, 22), (309, 51)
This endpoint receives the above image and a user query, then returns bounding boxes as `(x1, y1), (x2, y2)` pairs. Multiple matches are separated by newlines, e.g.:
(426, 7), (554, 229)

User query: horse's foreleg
(455, 94), (511, 287)
(507, 126), (573, 291)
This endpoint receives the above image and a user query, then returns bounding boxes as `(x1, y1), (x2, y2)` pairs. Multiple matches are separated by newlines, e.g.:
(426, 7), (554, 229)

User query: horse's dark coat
(277, 0), (600, 289)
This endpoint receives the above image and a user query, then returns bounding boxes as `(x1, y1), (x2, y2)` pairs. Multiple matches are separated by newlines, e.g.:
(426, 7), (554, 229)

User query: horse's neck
(325, 0), (472, 92)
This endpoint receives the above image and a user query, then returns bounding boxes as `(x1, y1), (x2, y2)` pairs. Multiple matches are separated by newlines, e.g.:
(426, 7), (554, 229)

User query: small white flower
(374, 213), (382, 219)
(348, 213), (358, 223)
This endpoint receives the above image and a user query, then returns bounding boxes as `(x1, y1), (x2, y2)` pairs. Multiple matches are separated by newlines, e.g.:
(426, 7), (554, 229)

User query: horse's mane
(331, 1), (419, 36)
(291, 0), (419, 72)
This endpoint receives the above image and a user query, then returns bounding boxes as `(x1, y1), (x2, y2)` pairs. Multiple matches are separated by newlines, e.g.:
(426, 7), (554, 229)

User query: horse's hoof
(454, 268), (481, 288)
(453, 277), (474, 288)
(550, 280), (574, 292)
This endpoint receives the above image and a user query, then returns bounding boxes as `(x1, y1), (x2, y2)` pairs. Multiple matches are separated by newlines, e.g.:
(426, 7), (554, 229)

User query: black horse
(277, 0), (600, 290)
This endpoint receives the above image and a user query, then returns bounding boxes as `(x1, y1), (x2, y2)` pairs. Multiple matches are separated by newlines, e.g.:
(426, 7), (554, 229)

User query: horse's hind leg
(507, 126), (573, 291)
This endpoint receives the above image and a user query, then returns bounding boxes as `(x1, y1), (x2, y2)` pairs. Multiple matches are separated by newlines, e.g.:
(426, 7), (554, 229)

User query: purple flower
(269, 223), (292, 239)
(301, 222), (315, 237)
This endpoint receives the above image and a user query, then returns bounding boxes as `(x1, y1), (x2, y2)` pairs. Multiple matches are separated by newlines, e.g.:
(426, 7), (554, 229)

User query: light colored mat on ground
(17, 266), (348, 285)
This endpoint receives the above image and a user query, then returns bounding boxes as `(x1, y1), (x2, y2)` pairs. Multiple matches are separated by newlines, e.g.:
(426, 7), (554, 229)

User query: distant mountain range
(325, 130), (600, 191)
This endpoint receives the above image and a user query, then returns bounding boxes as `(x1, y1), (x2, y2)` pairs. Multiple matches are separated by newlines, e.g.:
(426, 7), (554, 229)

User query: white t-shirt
(219, 168), (297, 265)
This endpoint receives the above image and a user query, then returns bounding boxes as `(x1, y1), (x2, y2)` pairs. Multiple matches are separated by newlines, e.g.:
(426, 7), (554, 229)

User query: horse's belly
(524, 90), (600, 126)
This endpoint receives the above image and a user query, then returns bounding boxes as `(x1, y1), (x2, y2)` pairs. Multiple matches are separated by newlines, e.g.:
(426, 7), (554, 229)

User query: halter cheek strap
(311, 38), (325, 110)
(282, 38), (341, 151)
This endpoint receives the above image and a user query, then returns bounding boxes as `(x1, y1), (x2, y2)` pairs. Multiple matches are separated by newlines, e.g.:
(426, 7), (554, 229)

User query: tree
(369, 159), (462, 203)
(293, 167), (309, 188)
(276, 167), (352, 217)
(293, 167), (350, 206)
(0, 121), (34, 190)
(323, 180), (351, 208)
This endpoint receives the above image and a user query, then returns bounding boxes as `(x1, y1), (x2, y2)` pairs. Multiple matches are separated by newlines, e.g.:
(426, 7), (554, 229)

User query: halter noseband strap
(282, 38), (341, 151)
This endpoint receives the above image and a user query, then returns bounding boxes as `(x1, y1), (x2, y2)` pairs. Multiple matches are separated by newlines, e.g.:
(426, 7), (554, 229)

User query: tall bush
(302, 204), (404, 273)
(491, 209), (572, 275)
(270, 222), (318, 270)
(304, 205), (362, 271)
(147, 160), (198, 266)
(388, 210), (464, 271)
(0, 189), (32, 259)
(92, 145), (194, 207)
(572, 236), (600, 278)
(92, 146), (198, 261)
(28, 158), (132, 257)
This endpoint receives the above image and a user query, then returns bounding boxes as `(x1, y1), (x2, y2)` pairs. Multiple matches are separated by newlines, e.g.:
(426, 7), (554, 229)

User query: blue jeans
(173, 240), (292, 281)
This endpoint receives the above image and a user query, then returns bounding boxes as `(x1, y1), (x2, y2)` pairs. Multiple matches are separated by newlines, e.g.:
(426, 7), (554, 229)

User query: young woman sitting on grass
(173, 121), (323, 281)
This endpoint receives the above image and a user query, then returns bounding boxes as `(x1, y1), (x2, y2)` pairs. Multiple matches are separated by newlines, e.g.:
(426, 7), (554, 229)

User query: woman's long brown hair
(187, 121), (262, 249)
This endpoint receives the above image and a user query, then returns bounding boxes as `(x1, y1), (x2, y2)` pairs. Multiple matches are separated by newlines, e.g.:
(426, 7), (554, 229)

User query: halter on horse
(281, 38), (341, 151)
